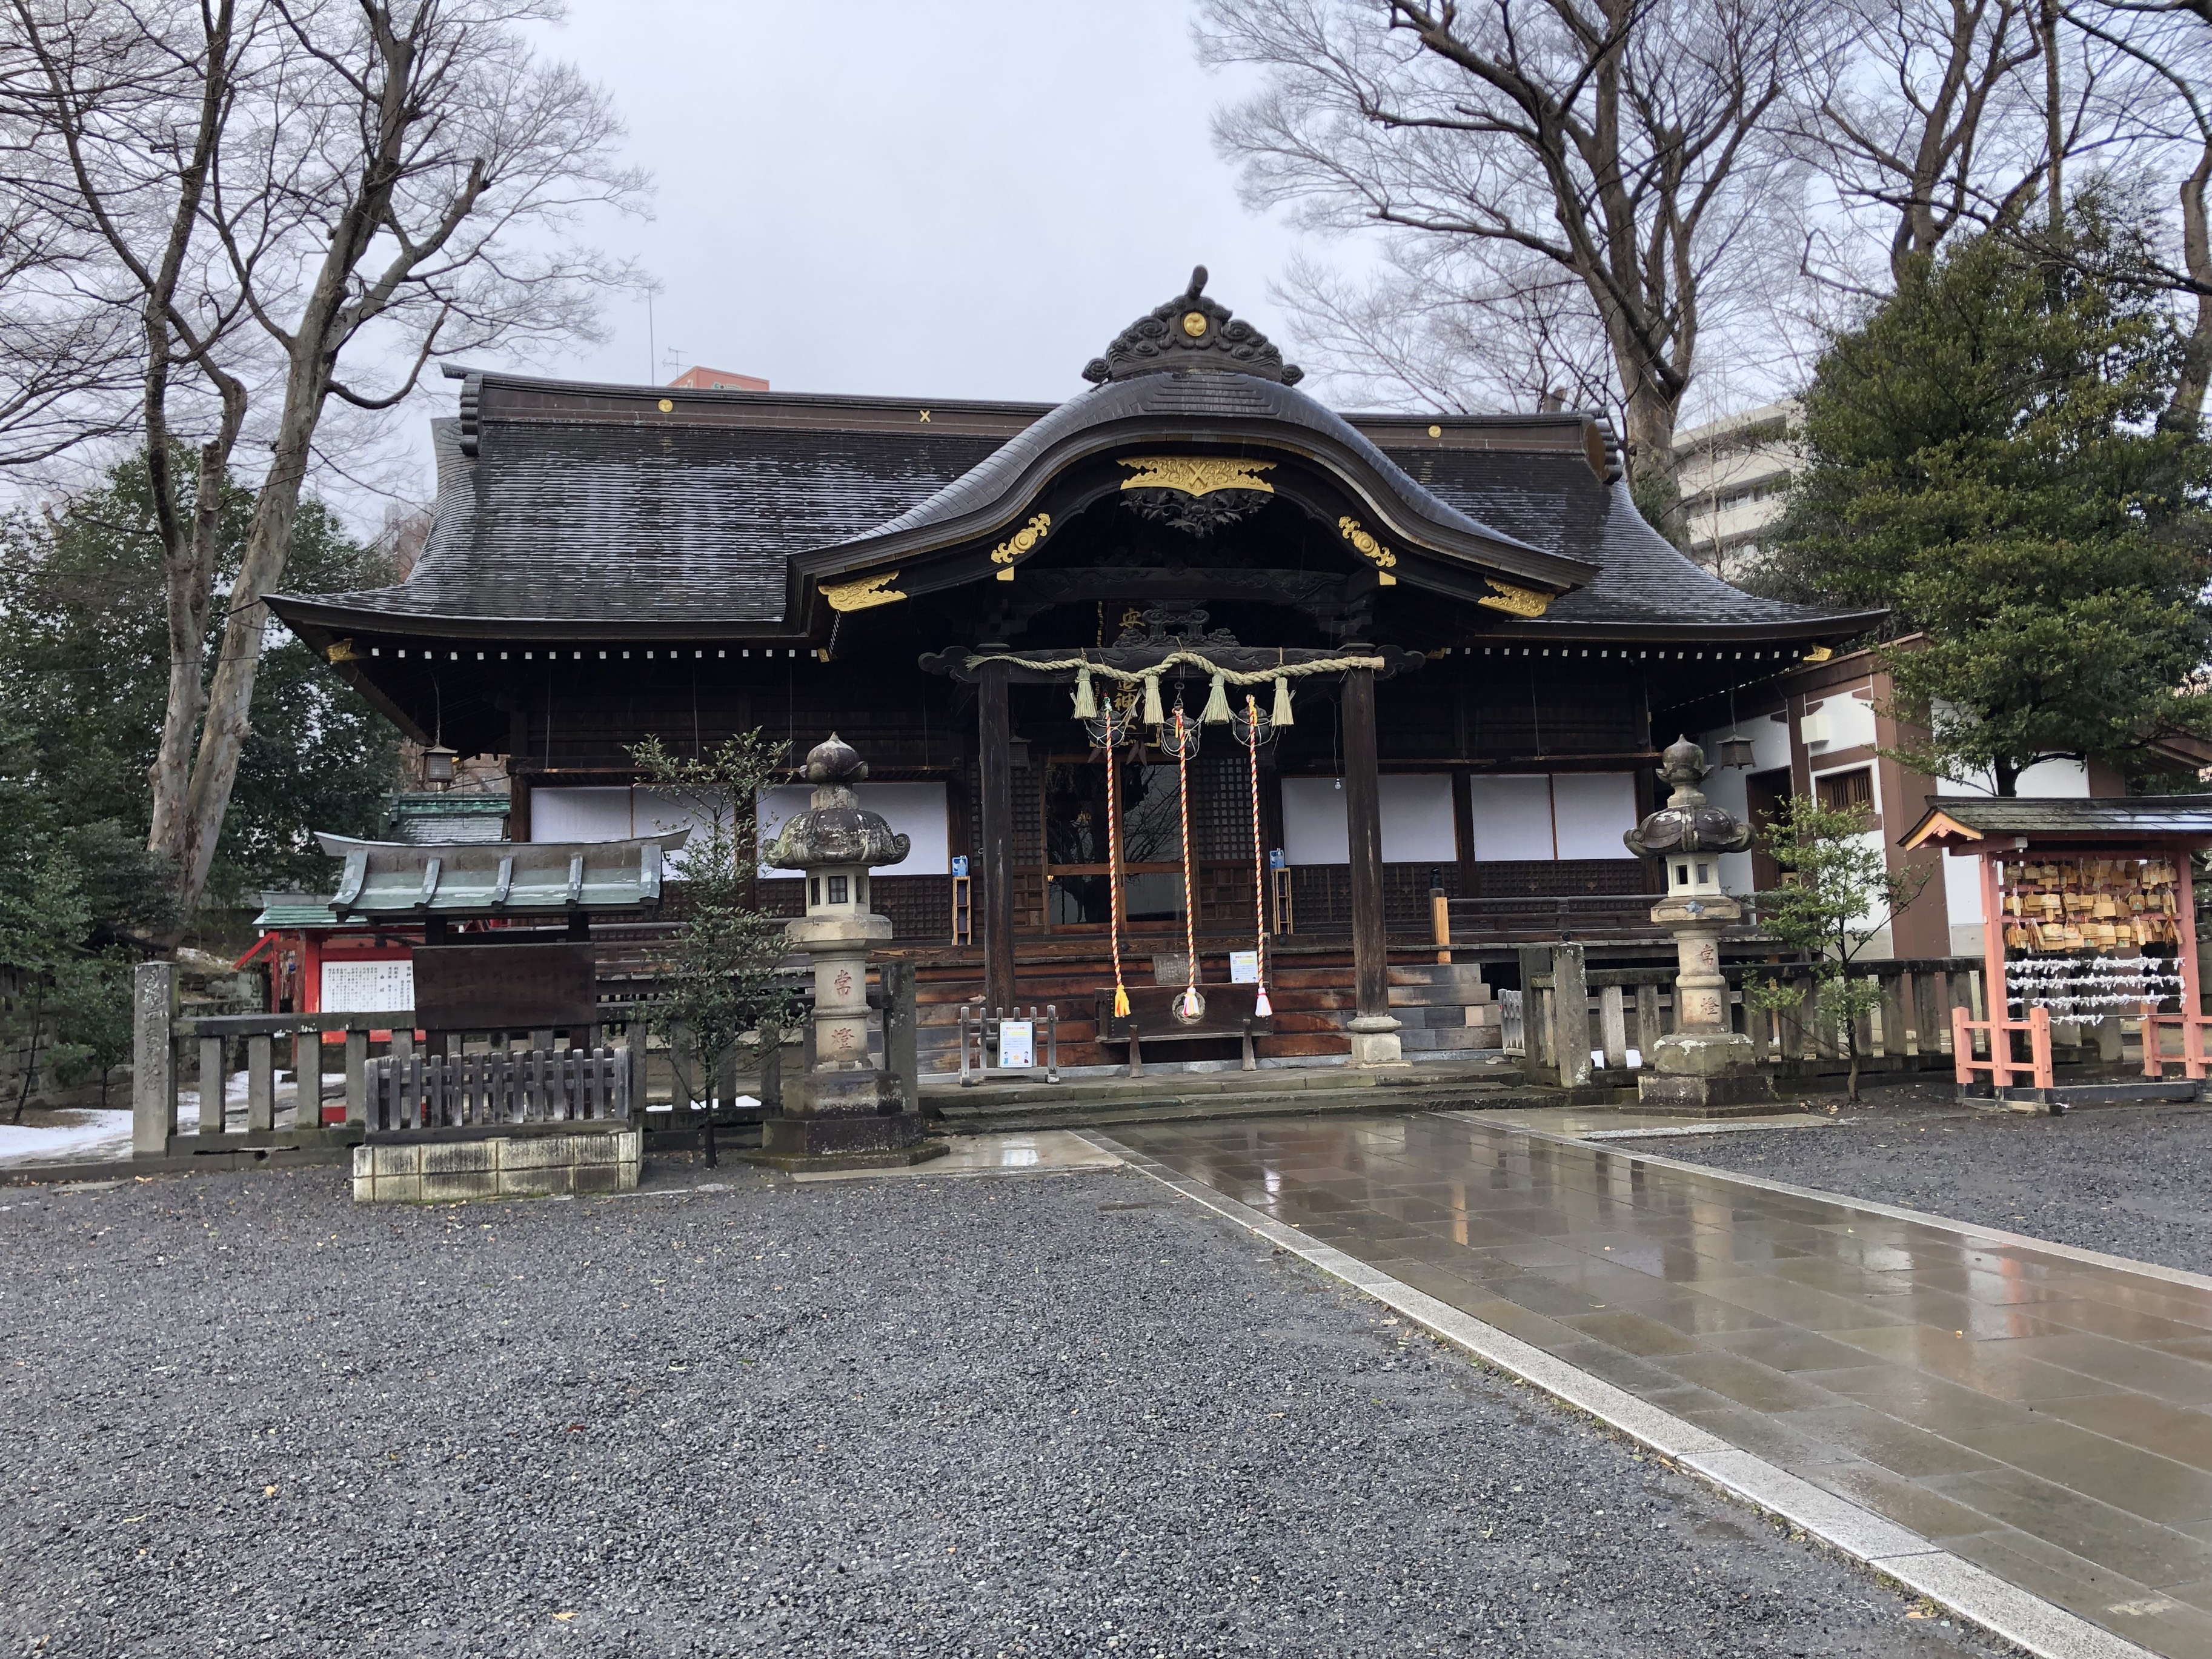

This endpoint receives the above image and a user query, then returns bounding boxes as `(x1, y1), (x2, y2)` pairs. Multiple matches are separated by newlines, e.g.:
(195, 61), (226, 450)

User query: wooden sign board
(412, 942), (598, 1032)
(1096, 982), (1272, 1042)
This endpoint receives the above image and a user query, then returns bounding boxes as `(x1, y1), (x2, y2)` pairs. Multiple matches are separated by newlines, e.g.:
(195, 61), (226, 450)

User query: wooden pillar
(1344, 667), (1387, 1019)
(978, 660), (1017, 1014)
(1342, 665), (1400, 1063)
(1980, 850), (2011, 1087)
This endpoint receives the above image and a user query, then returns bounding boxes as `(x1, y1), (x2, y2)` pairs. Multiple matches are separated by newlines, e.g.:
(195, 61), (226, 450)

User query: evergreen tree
(0, 457), (400, 916)
(1752, 219), (2212, 793)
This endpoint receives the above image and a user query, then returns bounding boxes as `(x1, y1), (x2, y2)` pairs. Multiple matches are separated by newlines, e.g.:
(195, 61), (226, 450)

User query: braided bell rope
(1243, 693), (1272, 1020)
(1173, 702), (1201, 1020)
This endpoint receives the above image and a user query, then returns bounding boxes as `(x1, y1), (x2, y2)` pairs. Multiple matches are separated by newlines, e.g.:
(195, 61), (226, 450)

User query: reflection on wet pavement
(1115, 1112), (2212, 1658)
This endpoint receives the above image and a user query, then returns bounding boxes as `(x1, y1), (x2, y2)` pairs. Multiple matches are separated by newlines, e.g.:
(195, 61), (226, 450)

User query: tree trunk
(11, 991), (45, 1125)
(172, 354), (330, 913)
(1622, 379), (1687, 544)
(2166, 145), (2212, 434)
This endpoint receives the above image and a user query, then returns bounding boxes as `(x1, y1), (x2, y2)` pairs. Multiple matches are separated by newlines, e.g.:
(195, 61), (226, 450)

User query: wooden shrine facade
(268, 268), (1878, 1060)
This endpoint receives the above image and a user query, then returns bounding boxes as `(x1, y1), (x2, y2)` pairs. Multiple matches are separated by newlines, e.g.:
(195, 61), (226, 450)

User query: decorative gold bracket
(1476, 578), (1550, 617)
(990, 513), (1051, 581)
(1118, 457), (1277, 497)
(1337, 516), (1398, 586)
(822, 571), (907, 613)
(326, 638), (362, 663)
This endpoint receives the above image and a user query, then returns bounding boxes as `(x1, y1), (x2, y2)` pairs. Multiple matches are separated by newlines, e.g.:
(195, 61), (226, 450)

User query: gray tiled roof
(325, 408), (1012, 627)
(1906, 796), (2212, 844)
(1387, 444), (1870, 633)
(274, 371), (1872, 642)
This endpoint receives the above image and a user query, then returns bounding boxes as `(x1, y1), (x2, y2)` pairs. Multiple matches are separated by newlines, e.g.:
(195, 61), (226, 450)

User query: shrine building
(265, 270), (1880, 1070)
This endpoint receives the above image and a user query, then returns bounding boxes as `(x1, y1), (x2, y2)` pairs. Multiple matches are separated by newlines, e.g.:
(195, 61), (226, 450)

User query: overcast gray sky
(513, 0), (1324, 407)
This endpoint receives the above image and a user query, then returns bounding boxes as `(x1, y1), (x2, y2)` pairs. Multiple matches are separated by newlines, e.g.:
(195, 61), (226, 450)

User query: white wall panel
(1550, 773), (1639, 860)
(1378, 774), (1458, 863)
(1469, 774), (1555, 862)
(754, 782), (949, 877)
(1280, 776), (1349, 865)
(529, 786), (634, 843)
(1282, 775), (1458, 865)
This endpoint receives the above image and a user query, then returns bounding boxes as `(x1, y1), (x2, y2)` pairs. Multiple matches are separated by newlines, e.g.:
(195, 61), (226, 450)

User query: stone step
(921, 1056), (1522, 1112)
(932, 1076), (1521, 1134)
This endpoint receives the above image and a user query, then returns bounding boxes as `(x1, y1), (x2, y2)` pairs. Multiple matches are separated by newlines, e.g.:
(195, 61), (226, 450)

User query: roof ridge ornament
(1082, 266), (1303, 386)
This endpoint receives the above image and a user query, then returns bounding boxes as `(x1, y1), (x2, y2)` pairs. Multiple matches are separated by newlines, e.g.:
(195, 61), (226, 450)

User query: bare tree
(1785, 0), (2167, 290)
(5, 0), (648, 920)
(1202, 0), (1818, 534)
(1785, 0), (2047, 285)
(2055, 2), (2212, 426)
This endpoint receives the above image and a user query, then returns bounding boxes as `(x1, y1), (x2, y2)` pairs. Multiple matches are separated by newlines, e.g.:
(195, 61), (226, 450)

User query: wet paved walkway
(1114, 1112), (2212, 1659)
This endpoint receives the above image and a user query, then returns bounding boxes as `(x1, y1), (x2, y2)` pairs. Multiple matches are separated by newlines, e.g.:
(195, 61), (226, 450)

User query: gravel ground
(0, 1160), (2005, 1658)
(1634, 1082), (2212, 1275)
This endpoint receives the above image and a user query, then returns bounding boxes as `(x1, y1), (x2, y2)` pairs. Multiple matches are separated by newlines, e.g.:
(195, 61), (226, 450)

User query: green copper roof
(310, 831), (688, 920)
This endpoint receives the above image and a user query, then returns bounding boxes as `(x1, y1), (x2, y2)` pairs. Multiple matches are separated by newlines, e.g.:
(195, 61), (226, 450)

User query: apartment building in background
(1673, 399), (1798, 582)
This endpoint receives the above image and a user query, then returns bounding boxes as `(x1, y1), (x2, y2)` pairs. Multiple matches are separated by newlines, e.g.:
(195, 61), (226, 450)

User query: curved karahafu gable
(794, 272), (1596, 622)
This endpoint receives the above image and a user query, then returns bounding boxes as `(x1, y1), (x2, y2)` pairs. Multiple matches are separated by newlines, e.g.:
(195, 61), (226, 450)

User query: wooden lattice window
(1815, 766), (1874, 817)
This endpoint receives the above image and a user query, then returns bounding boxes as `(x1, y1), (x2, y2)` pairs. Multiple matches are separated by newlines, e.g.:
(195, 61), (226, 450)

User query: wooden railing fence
(1508, 946), (2003, 1088)
(130, 959), (921, 1157)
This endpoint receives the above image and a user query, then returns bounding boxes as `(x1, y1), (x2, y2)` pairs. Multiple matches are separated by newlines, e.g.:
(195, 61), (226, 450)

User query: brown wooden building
(268, 271), (1876, 1069)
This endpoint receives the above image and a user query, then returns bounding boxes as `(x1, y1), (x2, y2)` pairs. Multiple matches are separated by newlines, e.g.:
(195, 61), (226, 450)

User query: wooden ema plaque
(412, 942), (597, 1032)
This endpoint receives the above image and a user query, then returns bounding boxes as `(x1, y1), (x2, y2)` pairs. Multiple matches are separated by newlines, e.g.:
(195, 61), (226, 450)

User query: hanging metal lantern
(1716, 733), (1758, 770)
(1229, 702), (1274, 751)
(1155, 706), (1202, 760)
(422, 743), (458, 786)
(1084, 705), (1138, 752)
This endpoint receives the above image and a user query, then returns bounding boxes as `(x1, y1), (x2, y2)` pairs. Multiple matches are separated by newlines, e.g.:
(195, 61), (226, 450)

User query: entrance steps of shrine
(920, 1054), (1528, 1134)
(910, 957), (1504, 1075)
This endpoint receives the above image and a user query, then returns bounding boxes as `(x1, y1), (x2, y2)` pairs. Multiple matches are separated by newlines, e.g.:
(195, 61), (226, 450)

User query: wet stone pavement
(1112, 1111), (2212, 1659)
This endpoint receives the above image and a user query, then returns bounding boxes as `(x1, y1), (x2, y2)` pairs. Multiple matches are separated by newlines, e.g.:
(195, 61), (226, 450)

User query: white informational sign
(997, 1020), (1035, 1069)
(1229, 950), (1261, 984)
(320, 959), (413, 1014)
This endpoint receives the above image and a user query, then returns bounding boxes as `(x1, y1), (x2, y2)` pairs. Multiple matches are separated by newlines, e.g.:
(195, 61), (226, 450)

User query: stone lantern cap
(763, 733), (911, 871)
(1624, 736), (1753, 859)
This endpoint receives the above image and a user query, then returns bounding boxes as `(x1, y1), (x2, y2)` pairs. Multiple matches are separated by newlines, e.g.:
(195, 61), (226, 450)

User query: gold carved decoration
(1476, 578), (1551, 618)
(1337, 516), (1398, 587)
(822, 570), (906, 613)
(1181, 311), (1208, 337)
(326, 638), (361, 663)
(1117, 457), (1277, 497)
(990, 513), (1051, 582)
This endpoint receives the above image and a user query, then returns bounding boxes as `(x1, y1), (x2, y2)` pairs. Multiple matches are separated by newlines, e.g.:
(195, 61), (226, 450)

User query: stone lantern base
(1636, 1031), (1777, 1117)
(740, 1070), (948, 1172)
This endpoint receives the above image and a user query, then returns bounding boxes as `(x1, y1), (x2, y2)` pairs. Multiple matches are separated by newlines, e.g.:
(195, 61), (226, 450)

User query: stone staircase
(920, 1053), (1525, 1134)
(910, 951), (1506, 1077)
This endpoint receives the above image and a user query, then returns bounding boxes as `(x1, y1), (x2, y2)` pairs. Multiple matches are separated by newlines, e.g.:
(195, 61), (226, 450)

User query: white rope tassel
(1072, 665), (1096, 720)
(1272, 674), (1294, 726)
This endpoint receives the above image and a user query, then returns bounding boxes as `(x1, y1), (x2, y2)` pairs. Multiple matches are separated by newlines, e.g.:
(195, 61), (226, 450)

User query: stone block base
(351, 1125), (640, 1203)
(1635, 1069), (1778, 1117)
(740, 1112), (946, 1172)
(1347, 1014), (1406, 1068)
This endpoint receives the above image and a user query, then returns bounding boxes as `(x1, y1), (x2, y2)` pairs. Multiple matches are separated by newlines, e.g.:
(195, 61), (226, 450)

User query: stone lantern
(756, 733), (945, 1168)
(1622, 737), (1774, 1114)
